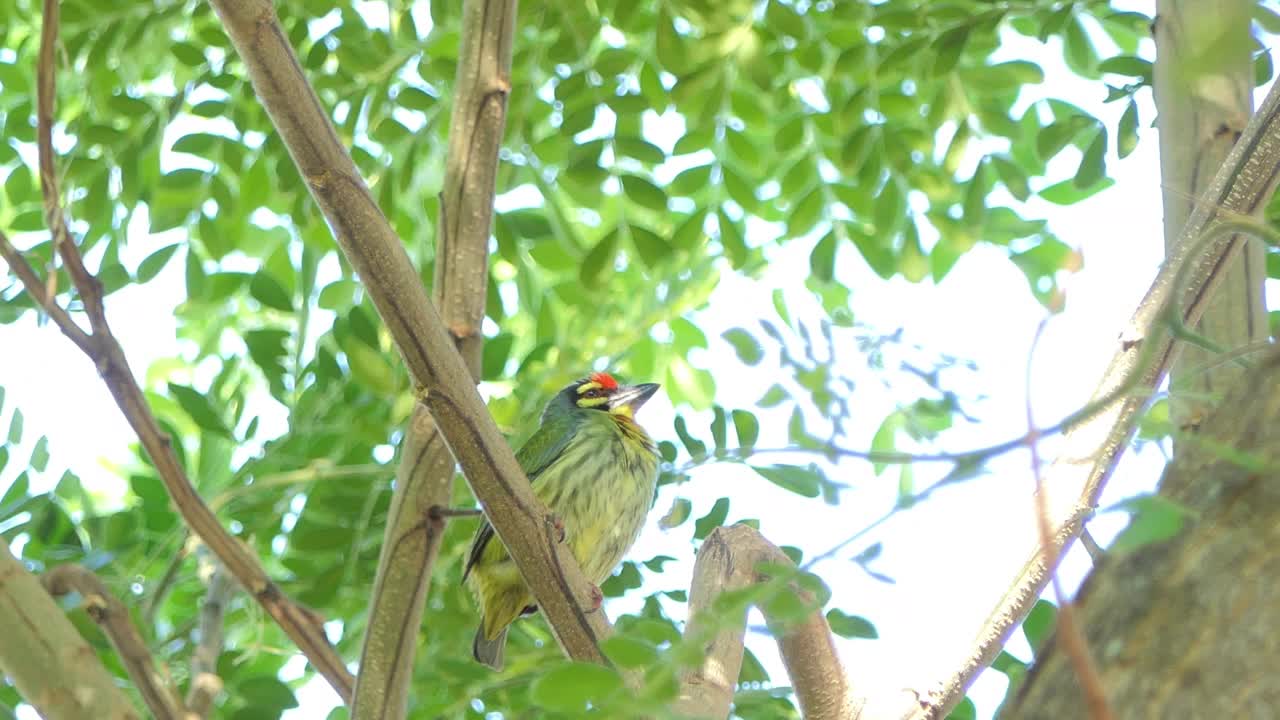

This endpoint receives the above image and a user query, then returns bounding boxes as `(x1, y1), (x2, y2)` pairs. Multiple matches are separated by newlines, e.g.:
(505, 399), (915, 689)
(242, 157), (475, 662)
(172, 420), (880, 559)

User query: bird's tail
(473, 625), (508, 670)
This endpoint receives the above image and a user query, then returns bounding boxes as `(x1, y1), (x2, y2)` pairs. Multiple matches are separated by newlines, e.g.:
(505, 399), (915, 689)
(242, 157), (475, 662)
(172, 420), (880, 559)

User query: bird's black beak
(608, 383), (660, 414)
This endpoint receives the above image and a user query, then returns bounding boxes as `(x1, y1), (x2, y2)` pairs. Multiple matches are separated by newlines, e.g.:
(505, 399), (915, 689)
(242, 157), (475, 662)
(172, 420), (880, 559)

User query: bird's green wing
(462, 417), (578, 581)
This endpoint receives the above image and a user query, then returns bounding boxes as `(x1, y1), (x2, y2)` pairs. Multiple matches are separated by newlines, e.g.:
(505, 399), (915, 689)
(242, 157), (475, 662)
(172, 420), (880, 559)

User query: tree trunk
(1154, 0), (1265, 431)
(1002, 347), (1280, 717)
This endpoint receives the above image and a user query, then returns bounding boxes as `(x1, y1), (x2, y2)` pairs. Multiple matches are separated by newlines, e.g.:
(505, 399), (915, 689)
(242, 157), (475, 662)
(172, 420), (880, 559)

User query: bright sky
(2, 3), (1274, 719)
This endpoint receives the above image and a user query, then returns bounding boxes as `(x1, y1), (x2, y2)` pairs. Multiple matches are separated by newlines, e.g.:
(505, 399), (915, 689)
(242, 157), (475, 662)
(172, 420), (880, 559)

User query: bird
(462, 371), (661, 670)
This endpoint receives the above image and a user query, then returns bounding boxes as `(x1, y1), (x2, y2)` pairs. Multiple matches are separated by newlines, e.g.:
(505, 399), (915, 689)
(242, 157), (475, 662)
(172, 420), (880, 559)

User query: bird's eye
(583, 388), (601, 398)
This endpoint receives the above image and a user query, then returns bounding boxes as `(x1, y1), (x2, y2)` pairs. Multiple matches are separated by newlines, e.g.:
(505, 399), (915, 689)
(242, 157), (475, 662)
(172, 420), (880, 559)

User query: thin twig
(42, 565), (188, 720)
(0, 232), (93, 353)
(209, 463), (386, 511)
(1025, 317), (1113, 720)
(1078, 529), (1104, 564)
(187, 550), (234, 718)
(144, 536), (192, 627)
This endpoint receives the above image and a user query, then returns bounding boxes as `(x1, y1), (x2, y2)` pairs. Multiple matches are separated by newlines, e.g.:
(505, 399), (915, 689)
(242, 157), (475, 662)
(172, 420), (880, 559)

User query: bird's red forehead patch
(589, 371), (619, 390)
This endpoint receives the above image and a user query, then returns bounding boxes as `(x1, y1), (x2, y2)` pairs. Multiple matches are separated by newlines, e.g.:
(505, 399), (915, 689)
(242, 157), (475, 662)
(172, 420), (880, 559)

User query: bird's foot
(587, 584), (603, 611)
(550, 514), (567, 543)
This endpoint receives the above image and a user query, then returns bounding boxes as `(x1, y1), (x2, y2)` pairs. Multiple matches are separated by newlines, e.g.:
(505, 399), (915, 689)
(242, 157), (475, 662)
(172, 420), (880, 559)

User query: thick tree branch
(674, 525), (860, 720)
(42, 565), (188, 720)
(914, 62), (1280, 719)
(353, 404), (457, 718)
(1155, 0), (1262, 429)
(352, 2), (514, 716)
(0, 541), (140, 720)
(209, 0), (612, 675)
(7, 0), (356, 702)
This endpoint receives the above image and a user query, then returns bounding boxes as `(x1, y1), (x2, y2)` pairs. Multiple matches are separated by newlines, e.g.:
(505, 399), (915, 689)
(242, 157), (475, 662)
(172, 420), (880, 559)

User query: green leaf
(318, 280), (357, 310)
(1117, 99), (1139, 159)
(659, 497), (692, 529)
(249, 271), (293, 312)
(710, 406), (728, 451)
(810, 230), (837, 282)
(732, 410), (759, 449)
(759, 384), (788, 408)
(8, 408), (23, 445)
(1107, 494), (1193, 554)
(601, 635), (659, 670)
(171, 41), (207, 67)
(614, 136), (665, 164)
(693, 497), (730, 540)
(1073, 127), (1107, 189)
(788, 187), (825, 238)
(630, 224), (671, 268)
(236, 676), (299, 711)
(397, 86), (435, 112)
(738, 647), (771, 684)
(30, 436), (49, 472)
(601, 561), (643, 597)
(870, 411), (902, 475)
(827, 609), (878, 639)
(947, 698), (977, 720)
(722, 328), (763, 365)
(581, 230), (618, 286)
(873, 179), (904, 236)
(1097, 55), (1152, 81)
(1062, 14), (1098, 75)
(620, 175), (668, 212)
(673, 416), (707, 460)
(1022, 599), (1056, 654)
(137, 245), (180, 282)
(167, 383), (232, 438)
(992, 155), (1031, 202)
(1039, 177), (1115, 205)
(530, 662), (623, 713)
(482, 333), (514, 381)
(752, 465), (821, 498)
(931, 25), (969, 76)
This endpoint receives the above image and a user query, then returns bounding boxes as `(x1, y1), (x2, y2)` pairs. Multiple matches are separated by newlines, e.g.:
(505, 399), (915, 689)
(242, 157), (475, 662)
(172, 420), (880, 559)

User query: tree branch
(208, 0), (611, 675)
(0, 541), (140, 720)
(674, 525), (861, 720)
(352, 1), (514, 716)
(1155, 0), (1261, 428)
(913, 60), (1280, 719)
(7, 0), (356, 702)
(186, 551), (234, 718)
(42, 565), (188, 720)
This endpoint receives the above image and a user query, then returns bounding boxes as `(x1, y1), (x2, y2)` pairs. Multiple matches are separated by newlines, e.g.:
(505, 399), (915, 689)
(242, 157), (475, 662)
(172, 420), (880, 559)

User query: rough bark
(1155, 0), (1265, 429)
(1003, 347), (1280, 718)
